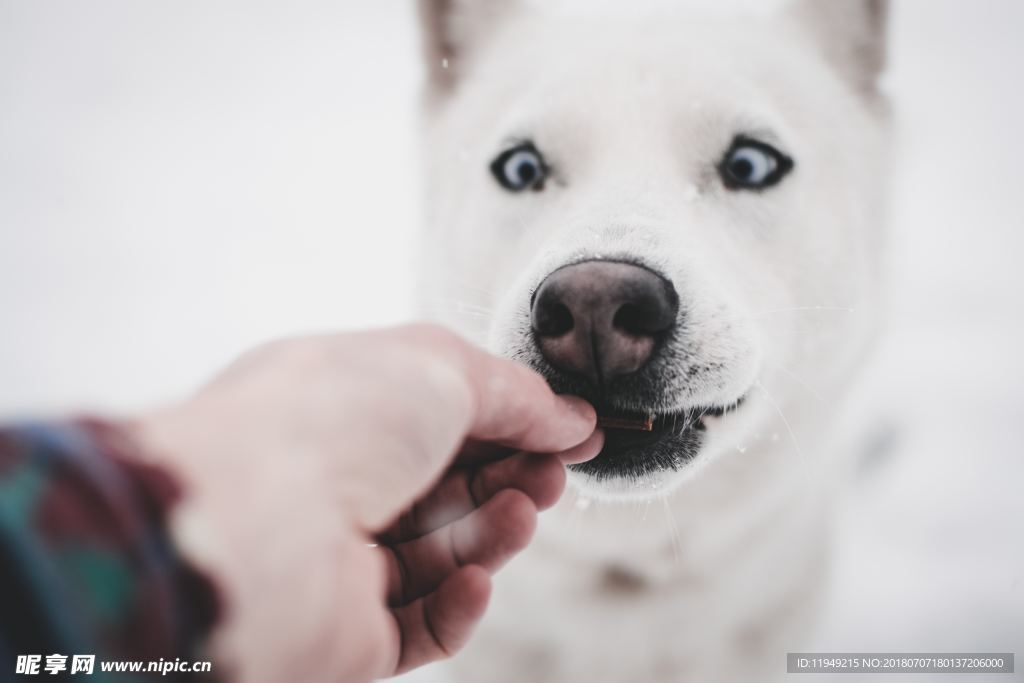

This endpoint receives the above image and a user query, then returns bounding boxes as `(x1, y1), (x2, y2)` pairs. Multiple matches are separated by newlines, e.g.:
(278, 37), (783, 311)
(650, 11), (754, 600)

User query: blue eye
(491, 142), (548, 192)
(719, 137), (793, 190)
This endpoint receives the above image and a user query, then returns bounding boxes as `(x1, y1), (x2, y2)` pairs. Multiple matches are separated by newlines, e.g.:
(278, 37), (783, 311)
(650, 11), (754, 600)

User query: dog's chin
(568, 400), (744, 499)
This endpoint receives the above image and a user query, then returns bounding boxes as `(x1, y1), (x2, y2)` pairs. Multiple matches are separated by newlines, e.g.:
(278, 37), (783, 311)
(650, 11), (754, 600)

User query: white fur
(416, 1), (889, 680)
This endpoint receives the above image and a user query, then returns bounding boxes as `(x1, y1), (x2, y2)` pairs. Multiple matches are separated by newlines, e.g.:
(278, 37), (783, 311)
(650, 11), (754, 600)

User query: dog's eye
(719, 137), (793, 190)
(491, 142), (547, 192)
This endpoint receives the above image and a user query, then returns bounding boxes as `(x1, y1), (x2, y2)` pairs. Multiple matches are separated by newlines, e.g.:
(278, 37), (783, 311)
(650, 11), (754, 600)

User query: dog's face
(418, 0), (888, 499)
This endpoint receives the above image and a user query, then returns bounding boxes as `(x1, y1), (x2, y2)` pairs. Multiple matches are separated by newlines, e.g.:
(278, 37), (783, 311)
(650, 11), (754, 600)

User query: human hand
(132, 324), (600, 682)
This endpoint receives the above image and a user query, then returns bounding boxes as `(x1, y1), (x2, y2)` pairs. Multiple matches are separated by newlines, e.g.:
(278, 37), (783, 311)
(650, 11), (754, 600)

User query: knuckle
(392, 328), (473, 411)
(417, 353), (474, 422)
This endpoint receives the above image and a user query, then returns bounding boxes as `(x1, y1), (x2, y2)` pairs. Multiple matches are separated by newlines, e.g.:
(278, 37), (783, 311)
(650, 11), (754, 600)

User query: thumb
(336, 325), (596, 531)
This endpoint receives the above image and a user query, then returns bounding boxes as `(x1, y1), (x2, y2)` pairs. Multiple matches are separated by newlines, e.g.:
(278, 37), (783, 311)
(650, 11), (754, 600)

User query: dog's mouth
(570, 400), (743, 480)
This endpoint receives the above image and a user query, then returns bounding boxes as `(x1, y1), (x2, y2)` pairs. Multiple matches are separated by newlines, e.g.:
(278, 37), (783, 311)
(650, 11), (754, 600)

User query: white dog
(415, 0), (889, 680)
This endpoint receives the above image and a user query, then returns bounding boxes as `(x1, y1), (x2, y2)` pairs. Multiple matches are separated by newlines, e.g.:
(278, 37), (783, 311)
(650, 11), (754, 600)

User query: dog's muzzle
(528, 259), (740, 481)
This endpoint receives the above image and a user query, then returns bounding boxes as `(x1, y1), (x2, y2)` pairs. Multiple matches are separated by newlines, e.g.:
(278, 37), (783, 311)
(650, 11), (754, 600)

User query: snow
(813, 0), (1024, 658)
(0, 1), (1021, 681)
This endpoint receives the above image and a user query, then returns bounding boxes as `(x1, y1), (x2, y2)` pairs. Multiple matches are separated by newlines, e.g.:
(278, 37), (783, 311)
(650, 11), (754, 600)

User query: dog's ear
(789, 0), (888, 93)
(418, 0), (520, 94)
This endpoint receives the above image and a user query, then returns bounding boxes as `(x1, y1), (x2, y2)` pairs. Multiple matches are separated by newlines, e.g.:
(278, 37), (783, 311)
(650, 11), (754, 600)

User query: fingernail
(556, 395), (596, 425)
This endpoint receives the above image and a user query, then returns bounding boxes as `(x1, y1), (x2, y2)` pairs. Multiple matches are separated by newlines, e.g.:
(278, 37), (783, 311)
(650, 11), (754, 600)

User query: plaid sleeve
(0, 419), (220, 678)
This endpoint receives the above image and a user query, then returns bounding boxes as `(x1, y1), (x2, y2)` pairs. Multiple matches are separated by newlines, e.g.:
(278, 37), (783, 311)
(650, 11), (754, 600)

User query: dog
(414, 0), (889, 680)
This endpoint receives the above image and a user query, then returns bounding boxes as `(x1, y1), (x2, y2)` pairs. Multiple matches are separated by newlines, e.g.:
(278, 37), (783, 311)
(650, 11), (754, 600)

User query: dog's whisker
(746, 305), (856, 318)
(661, 496), (682, 565)
(567, 488), (586, 549)
(423, 311), (492, 321)
(754, 380), (811, 481)
(419, 301), (495, 320)
(763, 359), (824, 402)
(761, 322), (843, 331)
(716, 305), (857, 327)
(421, 311), (492, 324)
(426, 287), (498, 303)
(448, 307), (494, 318)
(427, 275), (501, 297)
(421, 297), (495, 313)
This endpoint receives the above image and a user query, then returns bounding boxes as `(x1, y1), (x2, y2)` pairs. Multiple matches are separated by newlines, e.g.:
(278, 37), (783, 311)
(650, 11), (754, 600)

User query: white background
(1, 0), (1022, 676)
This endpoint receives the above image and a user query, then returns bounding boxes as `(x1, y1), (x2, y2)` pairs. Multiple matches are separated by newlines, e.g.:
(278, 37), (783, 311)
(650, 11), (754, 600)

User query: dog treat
(597, 413), (655, 431)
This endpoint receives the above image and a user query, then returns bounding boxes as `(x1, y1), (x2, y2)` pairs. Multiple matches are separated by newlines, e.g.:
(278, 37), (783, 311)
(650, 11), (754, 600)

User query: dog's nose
(531, 260), (678, 384)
